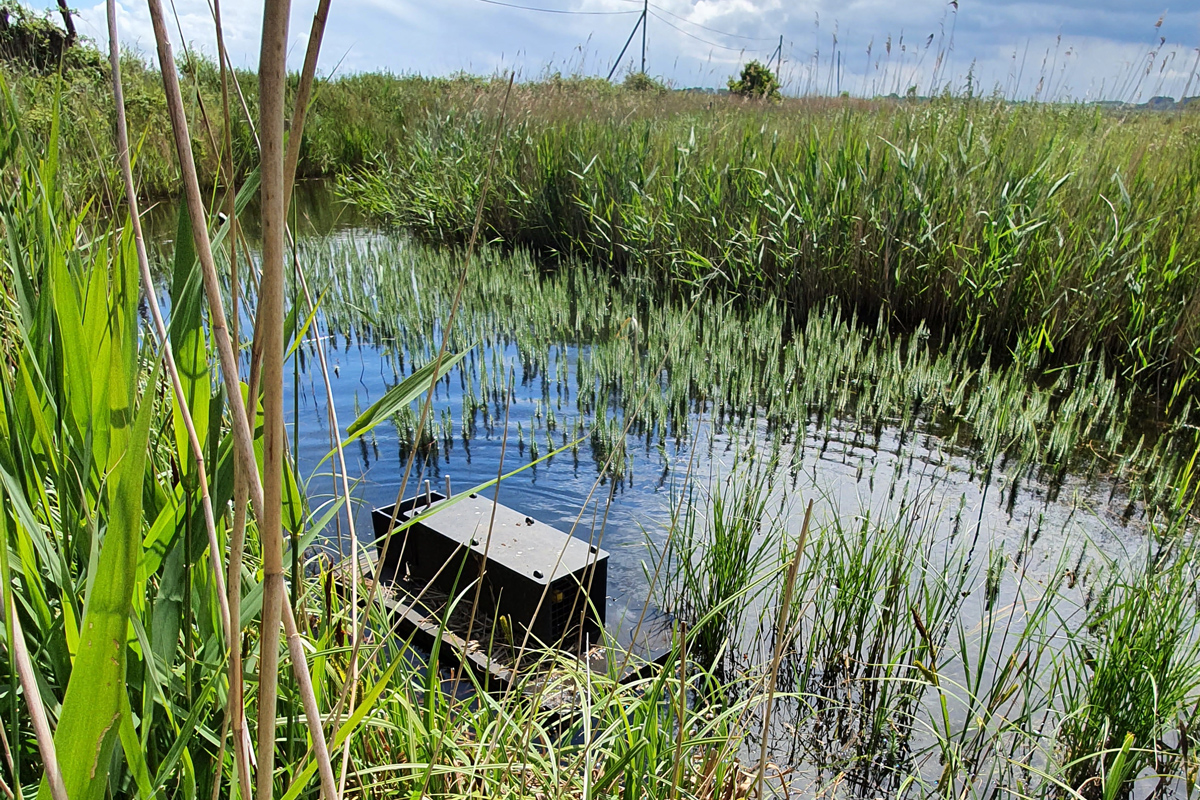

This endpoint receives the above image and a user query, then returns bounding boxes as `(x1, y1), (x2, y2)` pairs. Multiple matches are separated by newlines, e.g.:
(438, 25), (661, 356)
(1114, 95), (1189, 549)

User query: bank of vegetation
(6, 4), (1200, 400)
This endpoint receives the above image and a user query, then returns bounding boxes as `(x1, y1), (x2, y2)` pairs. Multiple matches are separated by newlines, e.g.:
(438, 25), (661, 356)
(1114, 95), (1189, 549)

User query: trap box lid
(416, 493), (608, 585)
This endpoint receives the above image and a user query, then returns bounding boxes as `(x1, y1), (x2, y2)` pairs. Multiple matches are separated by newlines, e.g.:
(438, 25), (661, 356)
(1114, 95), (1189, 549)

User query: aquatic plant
(339, 91), (1200, 406)
(307, 233), (1199, 515)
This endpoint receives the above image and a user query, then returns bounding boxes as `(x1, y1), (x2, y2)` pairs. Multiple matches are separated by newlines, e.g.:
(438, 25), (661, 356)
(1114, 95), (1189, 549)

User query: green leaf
(38, 358), (159, 800)
(280, 658), (402, 800)
(169, 201), (210, 474)
(343, 349), (471, 446)
(118, 693), (153, 800)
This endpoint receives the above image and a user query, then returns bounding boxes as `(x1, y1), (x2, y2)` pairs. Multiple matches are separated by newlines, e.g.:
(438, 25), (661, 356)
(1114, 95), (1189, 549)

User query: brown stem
(291, 258), (361, 800)
(255, 2), (291, 800)
(6, 597), (67, 800)
(209, 0), (253, 794)
(109, 2), (250, 791)
(145, 0), (262, 533)
(55, 0), (75, 46)
(284, 0), (332, 208)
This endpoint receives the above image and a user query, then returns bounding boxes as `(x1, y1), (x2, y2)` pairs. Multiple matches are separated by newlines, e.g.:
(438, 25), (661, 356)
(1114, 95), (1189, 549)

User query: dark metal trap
(371, 489), (608, 649)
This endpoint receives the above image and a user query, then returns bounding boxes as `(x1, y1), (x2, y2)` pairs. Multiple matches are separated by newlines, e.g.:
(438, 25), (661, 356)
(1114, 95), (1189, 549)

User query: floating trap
(372, 488), (608, 648)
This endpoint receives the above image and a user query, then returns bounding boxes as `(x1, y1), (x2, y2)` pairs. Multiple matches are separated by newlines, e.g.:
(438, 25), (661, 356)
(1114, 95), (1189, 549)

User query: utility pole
(774, 34), (783, 76)
(640, 0), (647, 74)
(607, 5), (647, 81)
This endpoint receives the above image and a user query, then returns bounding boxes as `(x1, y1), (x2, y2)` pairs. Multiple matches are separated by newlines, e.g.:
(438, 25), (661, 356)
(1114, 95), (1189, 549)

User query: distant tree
(623, 71), (667, 93)
(727, 60), (780, 99)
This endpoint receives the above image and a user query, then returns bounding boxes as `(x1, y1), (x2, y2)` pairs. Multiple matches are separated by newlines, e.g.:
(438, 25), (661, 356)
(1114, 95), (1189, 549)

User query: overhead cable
(473, 0), (640, 15)
(648, 10), (758, 53)
(647, 2), (776, 42)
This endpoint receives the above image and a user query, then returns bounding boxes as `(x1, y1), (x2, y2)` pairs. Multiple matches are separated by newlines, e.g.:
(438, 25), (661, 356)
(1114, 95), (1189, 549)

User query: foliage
(623, 71), (667, 93)
(726, 60), (780, 99)
(0, 71), (764, 800)
(5, 18), (1200, 800)
(312, 233), (1200, 514)
(336, 88), (1200, 413)
(0, 1), (102, 74)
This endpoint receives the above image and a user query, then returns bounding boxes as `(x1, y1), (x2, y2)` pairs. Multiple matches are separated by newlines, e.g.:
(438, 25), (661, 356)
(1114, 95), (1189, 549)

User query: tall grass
(338, 89), (1200, 399)
(650, 454), (1200, 798)
(4, 103), (1200, 794)
(4, 8), (1200, 800)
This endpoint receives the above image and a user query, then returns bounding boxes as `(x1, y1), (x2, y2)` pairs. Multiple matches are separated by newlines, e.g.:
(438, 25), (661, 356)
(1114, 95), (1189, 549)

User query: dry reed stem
(6, 597), (67, 800)
(145, 0), (262, 545)
(255, 2), (292, 800)
(756, 499), (813, 800)
(283, 0), (331, 209)
(207, 0), (254, 791)
(109, 0), (232, 652)
(108, 4), (252, 790)
(291, 255), (362, 800)
(147, 2), (338, 798)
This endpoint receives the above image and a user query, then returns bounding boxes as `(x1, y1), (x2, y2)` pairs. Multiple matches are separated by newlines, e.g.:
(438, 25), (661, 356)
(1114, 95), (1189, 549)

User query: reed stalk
(109, 0), (233, 649)
(108, 6), (253, 792)
(5, 598), (66, 800)
(144, 0), (261, 523)
(284, 0), (332, 209)
(756, 499), (812, 799)
(291, 260), (362, 800)
(205, 5), (253, 789)
(255, 3), (291, 800)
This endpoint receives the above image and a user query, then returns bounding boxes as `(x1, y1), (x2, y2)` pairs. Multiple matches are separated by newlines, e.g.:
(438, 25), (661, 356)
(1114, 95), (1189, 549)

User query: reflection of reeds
(310, 234), (1200, 513)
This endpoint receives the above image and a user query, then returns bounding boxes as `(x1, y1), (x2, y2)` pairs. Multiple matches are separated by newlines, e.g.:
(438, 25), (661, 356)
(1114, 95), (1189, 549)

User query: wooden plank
(331, 549), (516, 688)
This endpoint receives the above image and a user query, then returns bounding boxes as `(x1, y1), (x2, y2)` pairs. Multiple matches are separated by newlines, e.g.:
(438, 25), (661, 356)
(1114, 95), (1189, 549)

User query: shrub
(622, 71), (666, 93)
(727, 60), (779, 99)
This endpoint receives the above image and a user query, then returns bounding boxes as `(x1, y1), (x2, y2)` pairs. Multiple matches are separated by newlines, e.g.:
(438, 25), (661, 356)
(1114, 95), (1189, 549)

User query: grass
(0, 18), (630, 201)
(296, 225), (1200, 796)
(338, 89), (1200, 399)
(646, 454), (1200, 798)
(4, 110), (1200, 796)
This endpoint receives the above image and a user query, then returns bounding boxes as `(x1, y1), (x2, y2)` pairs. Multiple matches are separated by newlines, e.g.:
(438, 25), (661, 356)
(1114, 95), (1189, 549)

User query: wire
(648, 10), (759, 53)
(647, 2), (776, 42)
(471, 0), (640, 14)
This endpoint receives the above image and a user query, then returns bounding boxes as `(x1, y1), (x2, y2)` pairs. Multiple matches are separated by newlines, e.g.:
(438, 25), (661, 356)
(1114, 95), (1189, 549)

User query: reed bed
(652, 455), (1200, 798)
(0, 59), (764, 800)
(337, 90), (1200, 402)
(306, 234), (1200, 515)
(4, 7), (1200, 798)
(4, 116), (1200, 797)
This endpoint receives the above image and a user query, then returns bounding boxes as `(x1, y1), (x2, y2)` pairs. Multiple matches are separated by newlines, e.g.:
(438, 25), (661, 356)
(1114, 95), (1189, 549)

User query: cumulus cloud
(37, 0), (1200, 100)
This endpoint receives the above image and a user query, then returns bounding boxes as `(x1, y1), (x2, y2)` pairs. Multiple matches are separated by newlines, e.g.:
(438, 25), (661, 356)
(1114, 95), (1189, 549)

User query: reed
(308, 233), (1200, 514)
(4, 8), (1200, 800)
(337, 90), (1200, 403)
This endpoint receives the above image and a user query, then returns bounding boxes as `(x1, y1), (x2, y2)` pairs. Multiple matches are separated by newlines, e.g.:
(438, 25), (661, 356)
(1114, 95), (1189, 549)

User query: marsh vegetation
(1, 4), (1200, 800)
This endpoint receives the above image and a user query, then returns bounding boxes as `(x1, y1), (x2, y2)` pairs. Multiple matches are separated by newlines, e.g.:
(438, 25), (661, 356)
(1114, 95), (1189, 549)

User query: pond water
(154, 183), (1175, 790)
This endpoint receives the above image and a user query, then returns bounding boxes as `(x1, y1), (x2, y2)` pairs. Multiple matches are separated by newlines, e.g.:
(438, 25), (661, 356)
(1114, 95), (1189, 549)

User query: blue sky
(39, 0), (1200, 100)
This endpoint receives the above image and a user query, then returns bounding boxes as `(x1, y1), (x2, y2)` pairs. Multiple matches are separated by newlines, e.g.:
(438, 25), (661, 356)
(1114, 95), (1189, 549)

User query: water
(271, 221), (1144, 651)
(157, 183), (1180, 790)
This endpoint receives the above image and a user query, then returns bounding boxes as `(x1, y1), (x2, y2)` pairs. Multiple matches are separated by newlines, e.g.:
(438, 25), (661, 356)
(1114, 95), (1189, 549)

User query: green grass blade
(342, 347), (470, 445)
(37, 359), (159, 800)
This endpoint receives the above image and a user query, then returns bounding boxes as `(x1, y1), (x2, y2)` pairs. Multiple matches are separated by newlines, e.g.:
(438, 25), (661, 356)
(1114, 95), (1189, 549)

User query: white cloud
(28, 0), (1200, 99)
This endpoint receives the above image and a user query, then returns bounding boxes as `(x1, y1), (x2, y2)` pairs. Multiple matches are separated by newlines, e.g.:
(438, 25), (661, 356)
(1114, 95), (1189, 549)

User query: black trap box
(371, 491), (608, 648)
